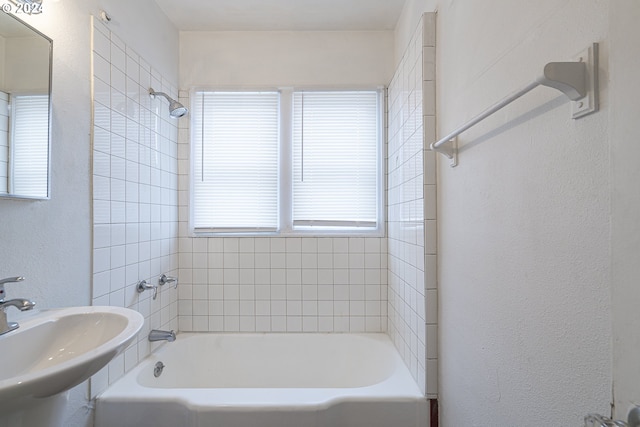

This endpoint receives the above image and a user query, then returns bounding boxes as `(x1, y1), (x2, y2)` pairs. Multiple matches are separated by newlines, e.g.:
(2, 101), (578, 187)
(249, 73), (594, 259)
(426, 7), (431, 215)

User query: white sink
(0, 306), (144, 407)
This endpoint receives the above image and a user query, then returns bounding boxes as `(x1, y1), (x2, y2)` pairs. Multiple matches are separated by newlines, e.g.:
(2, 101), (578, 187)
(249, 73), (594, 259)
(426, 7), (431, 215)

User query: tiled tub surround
(91, 10), (436, 404)
(176, 90), (388, 333)
(387, 13), (437, 397)
(90, 18), (179, 395)
(174, 17), (437, 395)
(176, 236), (388, 333)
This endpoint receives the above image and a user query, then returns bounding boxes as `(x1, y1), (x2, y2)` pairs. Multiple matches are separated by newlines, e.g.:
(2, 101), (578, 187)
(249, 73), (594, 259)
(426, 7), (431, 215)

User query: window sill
(190, 228), (385, 238)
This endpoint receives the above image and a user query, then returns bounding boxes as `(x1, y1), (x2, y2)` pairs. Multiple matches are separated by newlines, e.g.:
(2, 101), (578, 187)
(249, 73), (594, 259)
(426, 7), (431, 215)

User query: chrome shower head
(149, 88), (188, 118)
(167, 99), (188, 118)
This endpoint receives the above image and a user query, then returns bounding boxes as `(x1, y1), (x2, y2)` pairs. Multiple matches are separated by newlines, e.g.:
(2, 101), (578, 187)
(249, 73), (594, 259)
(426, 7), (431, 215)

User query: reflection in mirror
(0, 11), (52, 199)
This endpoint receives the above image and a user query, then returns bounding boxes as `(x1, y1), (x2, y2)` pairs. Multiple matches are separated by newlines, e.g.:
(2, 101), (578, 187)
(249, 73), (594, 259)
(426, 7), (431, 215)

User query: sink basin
(0, 306), (144, 407)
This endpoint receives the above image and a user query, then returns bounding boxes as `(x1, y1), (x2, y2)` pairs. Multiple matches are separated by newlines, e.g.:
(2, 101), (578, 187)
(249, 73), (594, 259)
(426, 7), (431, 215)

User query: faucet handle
(0, 277), (25, 301)
(159, 274), (178, 289)
(136, 279), (158, 300)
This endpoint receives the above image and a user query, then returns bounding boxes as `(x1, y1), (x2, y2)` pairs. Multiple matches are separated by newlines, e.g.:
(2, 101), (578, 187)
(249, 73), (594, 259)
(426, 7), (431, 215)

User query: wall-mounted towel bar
(431, 43), (599, 167)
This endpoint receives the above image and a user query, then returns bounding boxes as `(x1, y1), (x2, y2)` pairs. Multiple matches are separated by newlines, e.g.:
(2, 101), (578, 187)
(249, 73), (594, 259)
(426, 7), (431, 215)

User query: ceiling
(153, 0), (408, 31)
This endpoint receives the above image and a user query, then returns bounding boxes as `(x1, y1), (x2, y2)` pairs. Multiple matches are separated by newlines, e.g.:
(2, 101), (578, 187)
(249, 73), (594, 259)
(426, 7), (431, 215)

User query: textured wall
(436, 0), (611, 425)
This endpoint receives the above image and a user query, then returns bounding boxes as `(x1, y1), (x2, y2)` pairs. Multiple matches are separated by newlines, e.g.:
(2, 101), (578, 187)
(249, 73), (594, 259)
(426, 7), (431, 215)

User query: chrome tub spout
(148, 329), (176, 342)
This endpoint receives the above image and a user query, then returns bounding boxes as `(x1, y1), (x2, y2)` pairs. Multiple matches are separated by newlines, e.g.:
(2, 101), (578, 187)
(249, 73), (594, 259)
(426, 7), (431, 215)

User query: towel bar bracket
(572, 43), (599, 119)
(431, 137), (458, 167)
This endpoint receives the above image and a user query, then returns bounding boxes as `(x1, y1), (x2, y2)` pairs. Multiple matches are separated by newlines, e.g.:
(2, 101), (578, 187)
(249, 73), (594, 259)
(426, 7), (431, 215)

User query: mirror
(0, 11), (52, 199)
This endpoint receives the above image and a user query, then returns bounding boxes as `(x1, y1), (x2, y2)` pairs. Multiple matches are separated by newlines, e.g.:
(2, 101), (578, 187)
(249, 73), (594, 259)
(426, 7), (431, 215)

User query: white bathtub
(95, 333), (427, 427)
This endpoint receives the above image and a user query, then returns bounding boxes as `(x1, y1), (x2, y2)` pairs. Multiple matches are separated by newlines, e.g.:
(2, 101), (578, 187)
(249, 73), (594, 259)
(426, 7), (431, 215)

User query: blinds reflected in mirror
(10, 94), (49, 197)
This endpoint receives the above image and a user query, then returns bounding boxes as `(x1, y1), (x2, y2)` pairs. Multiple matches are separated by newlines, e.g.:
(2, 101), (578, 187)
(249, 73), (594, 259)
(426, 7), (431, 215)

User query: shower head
(149, 88), (188, 118)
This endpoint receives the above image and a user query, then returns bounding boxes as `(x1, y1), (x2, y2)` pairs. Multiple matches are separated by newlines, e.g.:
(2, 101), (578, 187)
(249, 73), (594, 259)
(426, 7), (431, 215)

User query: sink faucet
(0, 276), (36, 335)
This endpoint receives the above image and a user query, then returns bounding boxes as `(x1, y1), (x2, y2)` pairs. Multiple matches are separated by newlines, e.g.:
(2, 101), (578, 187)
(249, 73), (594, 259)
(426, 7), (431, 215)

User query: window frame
(189, 86), (385, 237)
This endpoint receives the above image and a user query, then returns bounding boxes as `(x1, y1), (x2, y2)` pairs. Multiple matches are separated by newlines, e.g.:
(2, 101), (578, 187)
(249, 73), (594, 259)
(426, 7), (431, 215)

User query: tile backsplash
(90, 17), (179, 396)
(175, 235), (388, 332)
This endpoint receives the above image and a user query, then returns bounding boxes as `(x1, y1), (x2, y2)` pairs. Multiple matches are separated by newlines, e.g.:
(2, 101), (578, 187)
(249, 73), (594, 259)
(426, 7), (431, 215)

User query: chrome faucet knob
(136, 279), (158, 300)
(159, 274), (178, 289)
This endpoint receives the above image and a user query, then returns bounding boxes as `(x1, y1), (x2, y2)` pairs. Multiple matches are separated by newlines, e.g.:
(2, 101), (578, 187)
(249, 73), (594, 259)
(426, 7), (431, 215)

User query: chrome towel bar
(431, 43), (599, 167)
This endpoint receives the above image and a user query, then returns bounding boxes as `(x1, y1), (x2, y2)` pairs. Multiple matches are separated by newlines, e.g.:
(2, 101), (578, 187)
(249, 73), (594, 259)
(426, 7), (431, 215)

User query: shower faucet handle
(159, 274), (178, 289)
(137, 279), (158, 300)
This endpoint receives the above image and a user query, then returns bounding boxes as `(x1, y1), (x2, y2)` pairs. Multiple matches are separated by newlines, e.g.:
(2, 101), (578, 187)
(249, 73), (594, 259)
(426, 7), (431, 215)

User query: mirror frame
(0, 11), (53, 200)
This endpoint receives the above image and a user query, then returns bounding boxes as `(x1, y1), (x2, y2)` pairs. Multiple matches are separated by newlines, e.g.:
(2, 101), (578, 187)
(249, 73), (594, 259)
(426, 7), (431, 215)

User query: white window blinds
(192, 91), (279, 231)
(292, 91), (379, 229)
(10, 94), (49, 197)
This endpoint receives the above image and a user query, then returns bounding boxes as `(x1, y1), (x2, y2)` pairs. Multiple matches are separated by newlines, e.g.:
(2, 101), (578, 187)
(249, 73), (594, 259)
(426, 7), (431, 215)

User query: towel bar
(432, 43), (598, 167)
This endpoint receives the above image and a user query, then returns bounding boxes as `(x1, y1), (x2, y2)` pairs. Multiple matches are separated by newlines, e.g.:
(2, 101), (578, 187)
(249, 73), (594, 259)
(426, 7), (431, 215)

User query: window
(191, 89), (383, 236)
(292, 91), (379, 229)
(192, 91), (279, 231)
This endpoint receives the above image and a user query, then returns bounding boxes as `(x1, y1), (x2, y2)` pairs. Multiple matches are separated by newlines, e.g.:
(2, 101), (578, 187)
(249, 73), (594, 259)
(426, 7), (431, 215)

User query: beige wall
(180, 30), (394, 88)
(3, 36), (50, 93)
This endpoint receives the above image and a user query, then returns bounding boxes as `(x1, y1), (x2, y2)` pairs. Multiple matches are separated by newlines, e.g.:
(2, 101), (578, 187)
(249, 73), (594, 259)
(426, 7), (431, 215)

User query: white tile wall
(176, 91), (388, 333)
(90, 18), (179, 397)
(387, 13), (438, 397)
(175, 234), (388, 332)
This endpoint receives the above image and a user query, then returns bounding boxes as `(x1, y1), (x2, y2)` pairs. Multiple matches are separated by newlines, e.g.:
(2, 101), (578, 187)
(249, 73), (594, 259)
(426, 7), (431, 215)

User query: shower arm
(149, 88), (174, 103)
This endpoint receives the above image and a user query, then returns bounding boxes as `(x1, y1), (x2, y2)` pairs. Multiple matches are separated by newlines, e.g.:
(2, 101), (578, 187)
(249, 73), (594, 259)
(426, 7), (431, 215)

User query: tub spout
(149, 329), (176, 342)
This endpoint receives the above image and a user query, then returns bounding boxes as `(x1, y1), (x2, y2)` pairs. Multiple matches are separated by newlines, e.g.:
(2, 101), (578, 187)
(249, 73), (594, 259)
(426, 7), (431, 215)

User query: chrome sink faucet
(0, 276), (36, 336)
